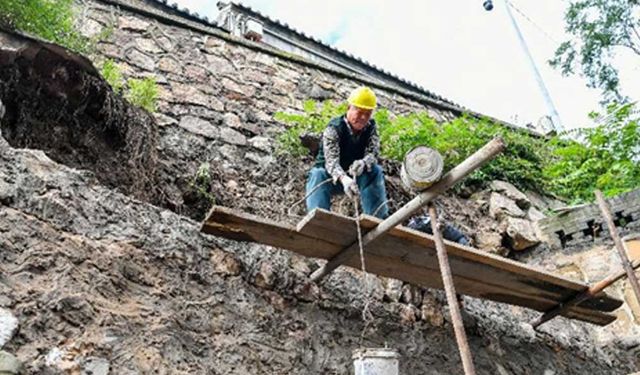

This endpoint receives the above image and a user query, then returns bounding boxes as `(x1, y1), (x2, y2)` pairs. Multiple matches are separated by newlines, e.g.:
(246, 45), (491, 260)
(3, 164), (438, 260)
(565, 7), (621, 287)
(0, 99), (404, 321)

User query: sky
(172, 0), (640, 130)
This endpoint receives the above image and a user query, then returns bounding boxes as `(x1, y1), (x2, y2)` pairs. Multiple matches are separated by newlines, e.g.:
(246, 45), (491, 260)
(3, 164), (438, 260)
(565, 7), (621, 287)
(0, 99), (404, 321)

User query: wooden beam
(595, 190), (640, 311)
(296, 208), (619, 323)
(532, 260), (640, 329)
(429, 204), (476, 375)
(202, 205), (620, 325)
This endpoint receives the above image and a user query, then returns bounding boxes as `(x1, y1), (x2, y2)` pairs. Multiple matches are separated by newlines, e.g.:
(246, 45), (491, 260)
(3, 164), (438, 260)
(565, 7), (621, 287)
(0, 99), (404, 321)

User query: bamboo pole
(531, 260), (640, 329)
(309, 137), (506, 282)
(428, 204), (477, 375)
(595, 190), (640, 310)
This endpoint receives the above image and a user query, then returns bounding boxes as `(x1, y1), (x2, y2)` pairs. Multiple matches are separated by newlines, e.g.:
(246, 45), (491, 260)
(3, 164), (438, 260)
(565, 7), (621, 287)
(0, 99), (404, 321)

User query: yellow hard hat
(347, 86), (377, 110)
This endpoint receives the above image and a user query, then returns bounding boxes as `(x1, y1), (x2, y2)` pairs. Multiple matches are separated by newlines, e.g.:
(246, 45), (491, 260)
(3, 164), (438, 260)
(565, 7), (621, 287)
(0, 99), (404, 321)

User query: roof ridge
(224, 1), (457, 106)
(112, 0), (535, 135)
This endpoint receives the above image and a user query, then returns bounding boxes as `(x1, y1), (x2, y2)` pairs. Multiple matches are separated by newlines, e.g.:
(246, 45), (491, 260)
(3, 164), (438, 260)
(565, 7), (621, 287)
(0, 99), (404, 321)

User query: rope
(351, 177), (375, 345)
(287, 177), (333, 217)
(290, 172), (376, 341)
(371, 199), (391, 219)
(506, 0), (560, 44)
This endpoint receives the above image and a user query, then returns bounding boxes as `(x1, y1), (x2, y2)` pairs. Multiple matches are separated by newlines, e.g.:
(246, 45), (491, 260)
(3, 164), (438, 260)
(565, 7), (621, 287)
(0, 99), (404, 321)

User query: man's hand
(348, 159), (366, 177)
(340, 175), (359, 199)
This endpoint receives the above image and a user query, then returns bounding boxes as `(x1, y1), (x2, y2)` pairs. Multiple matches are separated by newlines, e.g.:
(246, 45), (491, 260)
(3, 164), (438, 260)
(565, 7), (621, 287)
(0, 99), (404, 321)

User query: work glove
(340, 175), (359, 199)
(348, 159), (366, 177)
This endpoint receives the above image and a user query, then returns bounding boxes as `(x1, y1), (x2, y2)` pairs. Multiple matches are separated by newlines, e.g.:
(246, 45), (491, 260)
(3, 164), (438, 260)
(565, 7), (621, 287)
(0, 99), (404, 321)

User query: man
(306, 86), (389, 219)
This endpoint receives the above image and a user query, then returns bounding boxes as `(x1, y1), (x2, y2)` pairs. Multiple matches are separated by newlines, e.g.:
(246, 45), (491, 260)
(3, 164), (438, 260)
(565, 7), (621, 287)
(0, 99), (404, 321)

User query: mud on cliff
(0, 31), (158, 205)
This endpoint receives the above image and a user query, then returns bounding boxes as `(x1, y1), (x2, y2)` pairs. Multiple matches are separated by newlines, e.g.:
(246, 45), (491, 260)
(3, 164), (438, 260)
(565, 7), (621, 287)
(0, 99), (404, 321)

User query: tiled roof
(223, 2), (463, 108)
(149, 0), (224, 30)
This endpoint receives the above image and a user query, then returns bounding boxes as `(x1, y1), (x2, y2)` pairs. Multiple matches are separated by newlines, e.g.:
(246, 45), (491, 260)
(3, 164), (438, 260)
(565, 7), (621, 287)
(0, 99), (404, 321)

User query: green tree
(550, 0), (640, 100)
(544, 102), (640, 203)
(0, 0), (89, 53)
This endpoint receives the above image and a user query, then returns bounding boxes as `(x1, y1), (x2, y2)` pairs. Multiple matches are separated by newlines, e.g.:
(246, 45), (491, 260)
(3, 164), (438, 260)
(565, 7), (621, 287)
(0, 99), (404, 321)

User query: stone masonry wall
(531, 189), (640, 339)
(82, 0), (458, 154)
(75, 0), (471, 222)
(538, 189), (640, 250)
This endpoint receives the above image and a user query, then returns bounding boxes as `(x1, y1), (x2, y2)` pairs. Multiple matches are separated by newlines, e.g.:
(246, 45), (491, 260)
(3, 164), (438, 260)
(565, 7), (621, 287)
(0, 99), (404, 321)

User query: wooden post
(428, 204), (476, 375)
(595, 190), (640, 310)
(531, 260), (640, 329)
(309, 137), (506, 282)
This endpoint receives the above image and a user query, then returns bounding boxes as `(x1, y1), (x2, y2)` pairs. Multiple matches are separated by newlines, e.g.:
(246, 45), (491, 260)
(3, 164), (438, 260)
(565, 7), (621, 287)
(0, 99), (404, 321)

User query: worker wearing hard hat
(306, 86), (389, 219)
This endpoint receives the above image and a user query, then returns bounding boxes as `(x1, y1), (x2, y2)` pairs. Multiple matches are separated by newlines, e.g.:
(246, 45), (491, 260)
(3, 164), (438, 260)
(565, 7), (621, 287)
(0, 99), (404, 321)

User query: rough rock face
(490, 180), (531, 210)
(504, 217), (540, 251)
(0, 30), (159, 205)
(0, 0), (637, 373)
(0, 118), (639, 373)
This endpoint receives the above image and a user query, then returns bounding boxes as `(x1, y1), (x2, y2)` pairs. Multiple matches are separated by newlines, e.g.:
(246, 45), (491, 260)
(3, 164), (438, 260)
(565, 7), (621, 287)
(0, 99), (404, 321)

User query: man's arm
(323, 125), (346, 180)
(362, 125), (381, 170)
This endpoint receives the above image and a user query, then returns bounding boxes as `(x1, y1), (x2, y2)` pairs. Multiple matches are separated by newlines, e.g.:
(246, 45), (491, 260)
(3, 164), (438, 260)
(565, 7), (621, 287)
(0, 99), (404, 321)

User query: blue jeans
(305, 165), (389, 219)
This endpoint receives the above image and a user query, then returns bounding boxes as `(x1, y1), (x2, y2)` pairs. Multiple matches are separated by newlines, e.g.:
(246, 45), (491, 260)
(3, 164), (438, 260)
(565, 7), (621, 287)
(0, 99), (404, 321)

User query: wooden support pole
(531, 260), (640, 329)
(595, 190), (640, 310)
(428, 204), (477, 375)
(309, 137), (506, 282)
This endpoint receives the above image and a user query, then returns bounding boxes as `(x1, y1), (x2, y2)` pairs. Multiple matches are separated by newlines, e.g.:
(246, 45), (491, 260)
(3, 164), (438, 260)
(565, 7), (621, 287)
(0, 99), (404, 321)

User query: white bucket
(353, 348), (400, 375)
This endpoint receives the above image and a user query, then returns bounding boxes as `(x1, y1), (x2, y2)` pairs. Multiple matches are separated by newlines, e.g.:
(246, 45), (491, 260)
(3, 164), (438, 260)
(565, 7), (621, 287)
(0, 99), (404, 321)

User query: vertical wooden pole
(595, 190), (640, 310)
(428, 204), (476, 375)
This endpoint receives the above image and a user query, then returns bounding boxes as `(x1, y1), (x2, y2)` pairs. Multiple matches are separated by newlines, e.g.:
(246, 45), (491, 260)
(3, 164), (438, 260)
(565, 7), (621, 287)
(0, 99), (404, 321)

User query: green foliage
(274, 100), (347, 156)
(99, 60), (159, 113)
(100, 60), (124, 94)
(374, 110), (549, 191)
(190, 162), (216, 204)
(550, 0), (640, 100)
(543, 102), (640, 203)
(275, 99), (640, 203)
(275, 100), (547, 191)
(0, 0), (90, 53)
(126, 77), (158, 113)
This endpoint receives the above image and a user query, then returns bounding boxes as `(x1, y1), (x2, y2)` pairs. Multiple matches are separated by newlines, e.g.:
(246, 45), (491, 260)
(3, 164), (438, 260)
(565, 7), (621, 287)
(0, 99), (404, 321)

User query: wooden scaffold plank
(202, 205), (621, 326)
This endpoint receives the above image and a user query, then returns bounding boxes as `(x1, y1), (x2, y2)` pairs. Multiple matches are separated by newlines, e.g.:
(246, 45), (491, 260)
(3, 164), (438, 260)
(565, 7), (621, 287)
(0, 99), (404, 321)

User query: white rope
(506, 0), (560, 44)
(287, 177), (333, 218)
(351, 178), (375, 344)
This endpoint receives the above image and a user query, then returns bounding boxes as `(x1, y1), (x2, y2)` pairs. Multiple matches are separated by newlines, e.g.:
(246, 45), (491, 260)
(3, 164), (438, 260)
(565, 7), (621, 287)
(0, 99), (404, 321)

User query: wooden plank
(295, 209), (370, 244)
(201, 206), (619, 325)
(295, 209), (621, 320)
(361, 252), (615, 326)
(356, 214), (621, 312)
(201, 206), (338, 259)
(298, 210), (619, 321)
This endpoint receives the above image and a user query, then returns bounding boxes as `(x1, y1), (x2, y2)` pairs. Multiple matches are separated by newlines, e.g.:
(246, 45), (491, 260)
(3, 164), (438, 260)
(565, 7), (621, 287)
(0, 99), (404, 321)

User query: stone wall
(524, 189), (640, 339)
(82, 0), (640, 349)
(83, 0), (459, 134)
(1, 132), (637, 374)
(538, 189), (640, 249)
(75, 0), (475, 222)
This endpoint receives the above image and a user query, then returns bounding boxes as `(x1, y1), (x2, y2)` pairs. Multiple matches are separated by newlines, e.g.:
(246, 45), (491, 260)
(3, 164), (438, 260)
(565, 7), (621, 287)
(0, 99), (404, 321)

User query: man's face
(346, 105), (373, 132)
